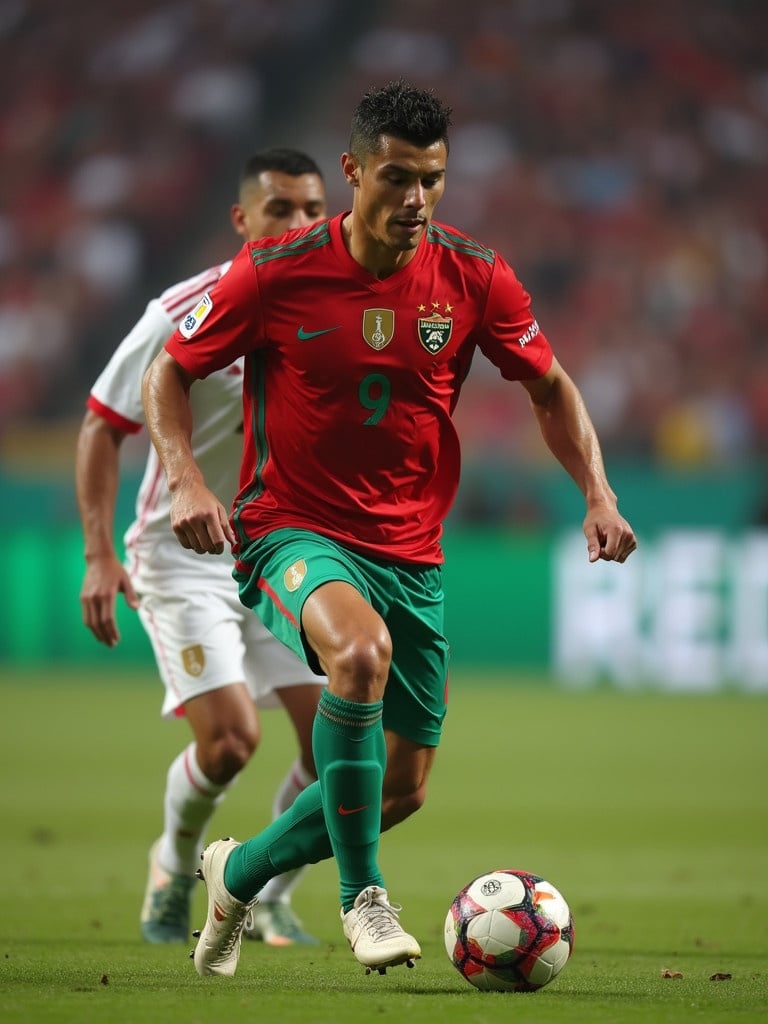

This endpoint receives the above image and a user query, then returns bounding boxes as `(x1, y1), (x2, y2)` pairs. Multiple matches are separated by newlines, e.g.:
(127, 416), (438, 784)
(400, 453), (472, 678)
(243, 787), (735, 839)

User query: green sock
(224, 691), (387, 910)
(313, 690), (386, 912)
(224, 782), (331, 902)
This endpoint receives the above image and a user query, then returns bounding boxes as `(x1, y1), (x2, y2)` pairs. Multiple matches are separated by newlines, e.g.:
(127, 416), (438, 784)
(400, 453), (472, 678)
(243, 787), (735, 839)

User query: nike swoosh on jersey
(337, 803), (370, 816)
(297, 325), (342, 341)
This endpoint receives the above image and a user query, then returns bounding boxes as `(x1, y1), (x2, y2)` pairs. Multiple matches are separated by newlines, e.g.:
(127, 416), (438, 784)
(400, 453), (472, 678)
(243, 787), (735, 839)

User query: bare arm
(75, 410), (139, 646)
(522, 356), (636, 563)
(141, 349), (234, 554)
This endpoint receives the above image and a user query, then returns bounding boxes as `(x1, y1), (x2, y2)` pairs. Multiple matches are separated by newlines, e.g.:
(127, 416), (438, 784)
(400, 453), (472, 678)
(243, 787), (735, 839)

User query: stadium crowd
(2, 0), (767, 475)
(0, 0), (340, 430)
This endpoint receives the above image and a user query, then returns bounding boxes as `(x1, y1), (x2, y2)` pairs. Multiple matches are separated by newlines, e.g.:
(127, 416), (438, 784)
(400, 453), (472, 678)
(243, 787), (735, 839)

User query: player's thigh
(235, 528), (386, 679)
(302, 580), (391, 693)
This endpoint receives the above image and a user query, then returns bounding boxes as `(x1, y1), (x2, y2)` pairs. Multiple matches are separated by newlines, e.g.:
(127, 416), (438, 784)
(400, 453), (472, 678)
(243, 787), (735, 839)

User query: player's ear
(230, 203), (247, 237)
(341, 153), (360, 187)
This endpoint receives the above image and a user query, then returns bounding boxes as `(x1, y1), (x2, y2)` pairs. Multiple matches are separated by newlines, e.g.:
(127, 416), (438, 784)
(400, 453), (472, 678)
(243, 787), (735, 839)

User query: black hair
(349, 80), (453, 159)
(240, 148), (324, 185)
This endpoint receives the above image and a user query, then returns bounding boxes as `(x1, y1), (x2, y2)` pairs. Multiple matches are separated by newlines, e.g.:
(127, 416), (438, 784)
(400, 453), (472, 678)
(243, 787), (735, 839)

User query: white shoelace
(358, 891), (404, 940)
(215, 905), (253, 957)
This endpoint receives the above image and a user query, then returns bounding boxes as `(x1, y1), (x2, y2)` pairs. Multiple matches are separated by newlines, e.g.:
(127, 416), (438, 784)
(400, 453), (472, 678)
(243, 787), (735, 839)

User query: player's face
(231, 171), (327, 241)
(344, 136), (447, 254)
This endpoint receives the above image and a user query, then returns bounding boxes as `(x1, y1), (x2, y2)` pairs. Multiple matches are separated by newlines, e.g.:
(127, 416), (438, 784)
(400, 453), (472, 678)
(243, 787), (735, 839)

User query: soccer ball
(444, 869), (574, 992)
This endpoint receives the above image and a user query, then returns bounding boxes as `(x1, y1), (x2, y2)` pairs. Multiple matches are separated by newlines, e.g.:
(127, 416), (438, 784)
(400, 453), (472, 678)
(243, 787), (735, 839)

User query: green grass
(1, 666), (766, 1023)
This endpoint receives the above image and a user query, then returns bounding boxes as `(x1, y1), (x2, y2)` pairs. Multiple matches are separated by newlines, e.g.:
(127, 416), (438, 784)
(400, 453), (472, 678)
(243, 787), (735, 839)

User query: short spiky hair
(241, 148), (324, 186)
(349, 80), (453, 158)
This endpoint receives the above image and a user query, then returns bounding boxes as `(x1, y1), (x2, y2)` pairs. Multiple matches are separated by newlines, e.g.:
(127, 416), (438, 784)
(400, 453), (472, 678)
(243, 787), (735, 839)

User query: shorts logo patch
(181, 644), (205, 676)
(284, 559), (307, 592)
(180, 293), (212, 337)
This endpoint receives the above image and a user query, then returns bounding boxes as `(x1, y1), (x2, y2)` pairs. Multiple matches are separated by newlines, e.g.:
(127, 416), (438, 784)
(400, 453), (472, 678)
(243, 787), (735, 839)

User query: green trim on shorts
(233, 529), (449, 746)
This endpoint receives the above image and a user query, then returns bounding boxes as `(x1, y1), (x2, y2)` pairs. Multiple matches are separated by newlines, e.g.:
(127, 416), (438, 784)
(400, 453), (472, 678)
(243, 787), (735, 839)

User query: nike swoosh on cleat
(337, 804), (370, 816)
(213, 901), (228, 921)
(297, 325), (341, 341)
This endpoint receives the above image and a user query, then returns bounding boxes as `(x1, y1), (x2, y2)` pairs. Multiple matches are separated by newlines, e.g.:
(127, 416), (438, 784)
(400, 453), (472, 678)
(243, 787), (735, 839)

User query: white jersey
(88, 262), (324, 713)
(88, 261), (242, 577)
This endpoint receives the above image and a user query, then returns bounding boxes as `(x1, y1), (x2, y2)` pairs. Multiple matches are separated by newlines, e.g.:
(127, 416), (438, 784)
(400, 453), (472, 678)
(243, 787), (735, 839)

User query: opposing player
(142, 82), (637, 976)
(76, 148), (329, 947)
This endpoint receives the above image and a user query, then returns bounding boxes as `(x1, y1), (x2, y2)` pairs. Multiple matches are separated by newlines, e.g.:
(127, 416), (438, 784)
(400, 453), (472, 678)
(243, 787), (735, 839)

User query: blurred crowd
(2, 0), (767, 474)
(0, 0), (341, 430)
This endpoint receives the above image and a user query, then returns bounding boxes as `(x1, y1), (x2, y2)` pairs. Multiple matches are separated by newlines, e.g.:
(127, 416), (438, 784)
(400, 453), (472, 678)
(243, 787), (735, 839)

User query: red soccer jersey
(165, 213), (553, 564)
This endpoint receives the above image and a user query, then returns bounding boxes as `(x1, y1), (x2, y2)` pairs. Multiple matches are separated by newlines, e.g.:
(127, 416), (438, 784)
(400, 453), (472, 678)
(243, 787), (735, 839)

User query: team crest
(181, 644), (205, 677)
(418, 313), (453, 354)
(362, 309), (394, 350)
(284, 559), (307, 592)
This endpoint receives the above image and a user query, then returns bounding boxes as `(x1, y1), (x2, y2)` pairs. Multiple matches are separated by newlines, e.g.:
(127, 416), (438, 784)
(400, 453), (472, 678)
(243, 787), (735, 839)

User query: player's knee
(381, 783), (427, 831)
(331, 630), (392, 699)
(198, 725), (259, 783)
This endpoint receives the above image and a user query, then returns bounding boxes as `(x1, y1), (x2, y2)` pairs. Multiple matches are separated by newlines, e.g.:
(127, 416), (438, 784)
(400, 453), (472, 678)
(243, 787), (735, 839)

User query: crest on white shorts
(284, 559), (307, 592)
(182, 644), (205, 676)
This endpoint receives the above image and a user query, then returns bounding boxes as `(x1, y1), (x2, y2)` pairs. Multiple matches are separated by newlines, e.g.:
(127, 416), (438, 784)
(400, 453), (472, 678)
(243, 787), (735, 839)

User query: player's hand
(80, 555), (140, 647)
(583, 506), (637, 564)
(169, 481), (235, 554)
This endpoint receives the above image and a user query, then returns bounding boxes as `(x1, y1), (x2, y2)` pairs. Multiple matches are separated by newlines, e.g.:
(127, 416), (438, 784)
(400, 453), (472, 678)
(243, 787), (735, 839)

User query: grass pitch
(1, 666), (766, 1023)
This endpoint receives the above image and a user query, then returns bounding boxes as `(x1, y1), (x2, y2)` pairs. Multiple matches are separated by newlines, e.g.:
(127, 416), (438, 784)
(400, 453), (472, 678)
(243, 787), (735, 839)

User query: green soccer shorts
(234, 528), (449, 747)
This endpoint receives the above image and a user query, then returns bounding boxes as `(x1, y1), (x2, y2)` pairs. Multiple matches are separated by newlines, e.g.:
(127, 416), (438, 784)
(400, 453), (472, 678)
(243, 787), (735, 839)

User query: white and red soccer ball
(444, 868), (574, 992)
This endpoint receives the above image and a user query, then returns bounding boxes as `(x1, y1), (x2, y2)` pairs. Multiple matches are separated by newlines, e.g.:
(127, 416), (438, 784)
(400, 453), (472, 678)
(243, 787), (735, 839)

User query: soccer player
(76, 148), (329, 947)
(141, 82), (637, 976)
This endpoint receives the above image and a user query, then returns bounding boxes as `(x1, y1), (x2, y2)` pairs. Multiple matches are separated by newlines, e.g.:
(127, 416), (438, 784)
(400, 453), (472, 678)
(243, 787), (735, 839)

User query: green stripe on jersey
(427, 223), (495, 263)
(232, 351), (268, 542)
(250, 221), (331, 267)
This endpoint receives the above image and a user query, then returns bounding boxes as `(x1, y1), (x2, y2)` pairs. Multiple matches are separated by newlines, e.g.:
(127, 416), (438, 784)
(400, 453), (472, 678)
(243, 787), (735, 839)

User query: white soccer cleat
(341, 885), (421, 974)
(191, 838), (256, 977)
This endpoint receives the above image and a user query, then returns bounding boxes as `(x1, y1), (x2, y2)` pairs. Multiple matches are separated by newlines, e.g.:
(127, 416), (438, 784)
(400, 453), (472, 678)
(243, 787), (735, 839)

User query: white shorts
(130, 541), (324, 720)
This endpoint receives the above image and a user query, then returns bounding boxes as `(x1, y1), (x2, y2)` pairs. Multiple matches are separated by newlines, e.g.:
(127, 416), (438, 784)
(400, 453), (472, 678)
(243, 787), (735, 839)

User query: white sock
(156, 743), (229, 876)
(272, 756), (315, 817)
(257, 758), (316, 904)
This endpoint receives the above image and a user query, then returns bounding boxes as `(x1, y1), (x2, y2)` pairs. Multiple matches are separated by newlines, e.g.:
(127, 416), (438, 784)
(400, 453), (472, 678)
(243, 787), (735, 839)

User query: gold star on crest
(417, 303), (426, 313)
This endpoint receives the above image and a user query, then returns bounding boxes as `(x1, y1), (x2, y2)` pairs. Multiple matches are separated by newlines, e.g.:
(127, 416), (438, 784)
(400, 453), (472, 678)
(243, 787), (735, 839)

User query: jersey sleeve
(475, 255), (554, 381)
(165, 245), (263, 379)
(87, 298), (177, 430)
(87, 262), (228, 430)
